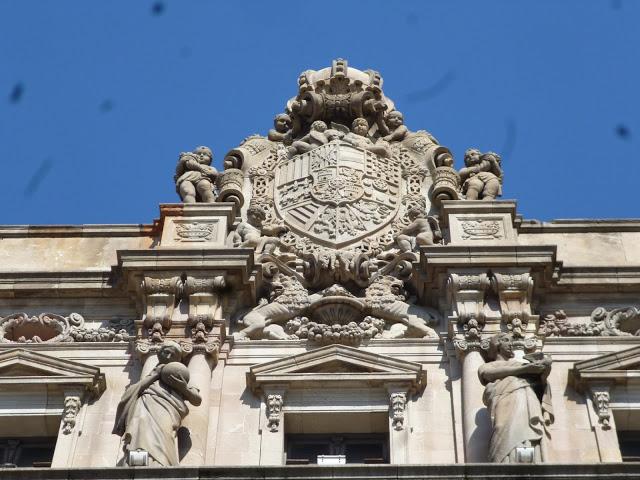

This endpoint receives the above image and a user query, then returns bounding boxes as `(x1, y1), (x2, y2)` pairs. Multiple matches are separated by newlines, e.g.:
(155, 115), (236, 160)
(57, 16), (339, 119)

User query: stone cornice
(0, 463), (638, 479)
(416, 244), (559, 304)
(0, 224), (154, 237)
(518, 218), (640, 234)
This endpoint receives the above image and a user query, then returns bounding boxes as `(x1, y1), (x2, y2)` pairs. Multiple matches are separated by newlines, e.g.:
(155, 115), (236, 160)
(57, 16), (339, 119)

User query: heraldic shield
(274, 141), (402, 249)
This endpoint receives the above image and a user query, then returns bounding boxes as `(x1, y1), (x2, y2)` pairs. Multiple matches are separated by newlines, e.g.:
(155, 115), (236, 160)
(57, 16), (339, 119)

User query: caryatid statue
(174, 146), (218, 203)
(113, 341), (202, 466)
(478, 333), (554, 464)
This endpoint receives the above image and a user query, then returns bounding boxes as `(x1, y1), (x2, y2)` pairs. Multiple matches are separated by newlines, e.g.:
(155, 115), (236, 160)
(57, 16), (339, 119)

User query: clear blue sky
(0, 1), (637, 225)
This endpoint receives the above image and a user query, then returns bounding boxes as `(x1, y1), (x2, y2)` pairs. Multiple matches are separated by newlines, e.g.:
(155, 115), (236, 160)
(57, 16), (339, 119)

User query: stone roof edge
(518, 218), (640, 233)
(0, 224), (155, 238)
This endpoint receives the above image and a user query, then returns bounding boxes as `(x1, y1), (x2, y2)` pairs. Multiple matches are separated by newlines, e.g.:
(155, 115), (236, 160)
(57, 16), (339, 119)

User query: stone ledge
(1, 463), (640, 479)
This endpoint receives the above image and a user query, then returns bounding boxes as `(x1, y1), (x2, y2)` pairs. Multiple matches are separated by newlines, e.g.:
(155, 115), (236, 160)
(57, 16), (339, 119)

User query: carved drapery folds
(140, 276), (182, 342)
(478, 333), (554, 464)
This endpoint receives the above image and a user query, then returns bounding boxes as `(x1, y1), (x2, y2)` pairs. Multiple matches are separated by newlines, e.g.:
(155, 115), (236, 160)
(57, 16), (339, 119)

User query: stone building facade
(1, 60), (640, 478)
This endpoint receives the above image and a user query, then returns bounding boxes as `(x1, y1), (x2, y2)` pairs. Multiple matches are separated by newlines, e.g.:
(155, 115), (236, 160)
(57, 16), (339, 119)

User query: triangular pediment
(0, 348), (105, 395)
(573, 345), (640, 388)
(247, 344), (425, 394)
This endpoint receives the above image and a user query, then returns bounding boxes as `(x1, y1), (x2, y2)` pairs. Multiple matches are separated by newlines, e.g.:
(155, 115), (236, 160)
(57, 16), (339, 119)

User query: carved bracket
(491, 271), (534, 336)
(389, 392), (407, 431)
(591, 387), (612, 430)
(184, 276), (226, 343)
(447, 272), (491, 325)
(266, 394), (284, 433)
(140, 276), (182, 342)
(61, 395), (82, 435)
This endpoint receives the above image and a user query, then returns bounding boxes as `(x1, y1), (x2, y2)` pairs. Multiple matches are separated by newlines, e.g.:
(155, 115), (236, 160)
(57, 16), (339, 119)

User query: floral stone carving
(540, 307), (640, 337)
(0, 313), (133, 344)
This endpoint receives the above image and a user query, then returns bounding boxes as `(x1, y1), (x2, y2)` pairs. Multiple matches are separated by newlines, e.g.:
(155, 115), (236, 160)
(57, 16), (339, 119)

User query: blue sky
(0, 1), (637, 225)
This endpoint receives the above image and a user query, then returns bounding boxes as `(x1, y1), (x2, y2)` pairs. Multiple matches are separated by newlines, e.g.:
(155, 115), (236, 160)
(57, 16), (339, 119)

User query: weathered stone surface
(1, 59), (640, 472)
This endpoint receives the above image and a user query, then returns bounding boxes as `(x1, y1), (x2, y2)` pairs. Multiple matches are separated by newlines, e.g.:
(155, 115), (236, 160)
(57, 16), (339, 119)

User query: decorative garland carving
(540, 307), (640, 337)
(0, 313), (133, 344)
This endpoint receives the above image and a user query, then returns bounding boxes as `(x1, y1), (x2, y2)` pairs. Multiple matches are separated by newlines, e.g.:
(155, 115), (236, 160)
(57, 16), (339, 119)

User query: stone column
(447, 271), (493, 462)
(259, 386), (287, 465)
(180, 341), (219, 466)
(135, 341), (160, 378)
(179, 275), (225, 466)
(455, 338), (491, 463)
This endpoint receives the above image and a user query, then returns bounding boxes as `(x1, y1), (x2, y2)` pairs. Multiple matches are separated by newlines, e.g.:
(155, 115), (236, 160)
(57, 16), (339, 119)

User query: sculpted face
(158, 342), (182, 364)
(311, 120), (327, 132)
(352, 119), (369, 136)
(497, 335), (513, 359)
(464, 149), (481, 166)
(387, 112), (403, 129)
(247, 207), (265, 226)
(194, 146), (213, 165)
(275, 114), (291, 133)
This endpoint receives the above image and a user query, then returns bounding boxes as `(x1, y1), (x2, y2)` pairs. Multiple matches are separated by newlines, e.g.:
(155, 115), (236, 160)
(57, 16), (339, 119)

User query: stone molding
(0, 348), (105, 395)
(1, 463), (639, 479)
(247, 344), (425, 394)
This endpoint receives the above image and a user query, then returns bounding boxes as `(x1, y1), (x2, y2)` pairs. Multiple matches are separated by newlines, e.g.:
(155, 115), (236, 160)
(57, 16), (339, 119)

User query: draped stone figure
(478, 334), (554, 464)
(113, 342), (202, 466)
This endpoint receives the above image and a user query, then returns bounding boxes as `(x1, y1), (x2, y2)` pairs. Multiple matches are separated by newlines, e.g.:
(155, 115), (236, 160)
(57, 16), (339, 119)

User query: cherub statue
(174, 146), (218, 203)
(395, 205), (441, 252)
(343, 118), (391, 158)
(287, 120), (329, 156)
(232, 205), (288, 254)
(459, 149), (503, 200)
(268, 113), (293, 143)
(382, 111), (409, 142)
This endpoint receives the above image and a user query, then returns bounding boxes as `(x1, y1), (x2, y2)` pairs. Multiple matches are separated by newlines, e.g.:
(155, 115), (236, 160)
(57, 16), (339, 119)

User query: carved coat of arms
(274, 142), (401, 249)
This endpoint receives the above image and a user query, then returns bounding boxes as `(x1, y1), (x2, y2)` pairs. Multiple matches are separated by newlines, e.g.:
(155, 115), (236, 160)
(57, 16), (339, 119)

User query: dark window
(285, 433), (388, 465)
(0, 438), (56, 468)
(618, 431), (640, 462)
